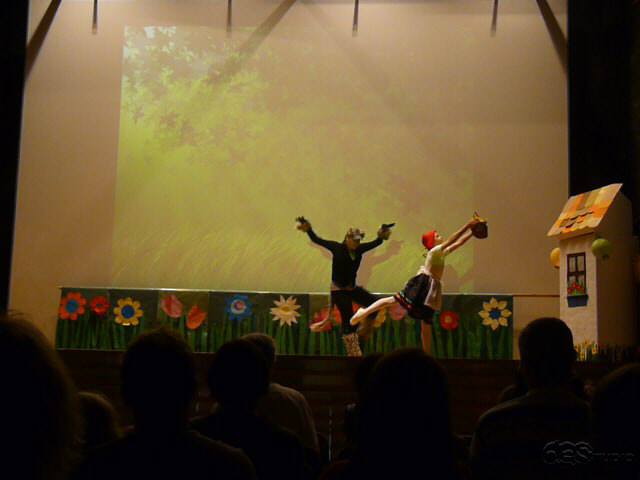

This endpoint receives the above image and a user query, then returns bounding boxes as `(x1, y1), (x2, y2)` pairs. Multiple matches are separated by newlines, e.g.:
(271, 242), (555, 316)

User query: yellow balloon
(550, 247), (560, 268)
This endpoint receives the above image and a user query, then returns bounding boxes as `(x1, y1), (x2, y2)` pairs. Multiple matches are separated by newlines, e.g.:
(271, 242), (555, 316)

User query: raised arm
(358, 224), (392, 253)
(296, 217), (339, 251)
(443, 230), (474, 256)
(441, 218), (476, 250)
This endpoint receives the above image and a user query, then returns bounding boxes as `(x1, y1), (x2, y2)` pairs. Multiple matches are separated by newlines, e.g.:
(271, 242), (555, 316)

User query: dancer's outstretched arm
(441, 218), (477, 250)
(296, 216), (339, 251)
(443, 230), (474, 255)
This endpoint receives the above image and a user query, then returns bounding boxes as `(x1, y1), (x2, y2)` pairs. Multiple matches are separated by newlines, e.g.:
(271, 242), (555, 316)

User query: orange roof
(547, 184), (622, 236)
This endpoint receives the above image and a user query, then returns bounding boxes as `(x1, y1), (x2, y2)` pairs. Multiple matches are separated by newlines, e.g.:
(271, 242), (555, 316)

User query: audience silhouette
(243, 332), (320, 452)
(591, 362), (640, 479)
(193, 338), (305, 480)
(321, 348), (461, 479)
(337, 352), (384, 461)
(471, 317), (592, 479)
(11, 308), (640, 480)
(75, 328), (256, 480)
(77, 391), (122, 450)
(0, 313), (80, 480)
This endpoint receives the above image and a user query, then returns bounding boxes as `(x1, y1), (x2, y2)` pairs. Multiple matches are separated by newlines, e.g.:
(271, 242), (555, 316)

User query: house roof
(547, 183), (622, 237)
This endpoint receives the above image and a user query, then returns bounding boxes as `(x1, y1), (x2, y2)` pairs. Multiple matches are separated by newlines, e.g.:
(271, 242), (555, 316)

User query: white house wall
(559, 233), (597, 344)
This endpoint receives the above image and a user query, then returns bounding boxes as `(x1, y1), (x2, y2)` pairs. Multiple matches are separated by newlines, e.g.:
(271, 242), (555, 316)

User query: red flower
(161, 294), (183, 318)
(311, 309), (333, 332)
(59, 292), (87, 321)
(90, 295), (109, 315)
(186, 305), (207, 330)
(439, 311), (459, 331)
(390, 302), (408, 321)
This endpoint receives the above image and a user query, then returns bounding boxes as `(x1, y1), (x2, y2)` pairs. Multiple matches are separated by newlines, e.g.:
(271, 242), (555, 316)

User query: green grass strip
(275, 323), (282, 354)
(383, 317), (391, 352)
(485, 327), (493, 359)
(390, 320), (398, 351)
(297, 313), (307, 354)
(497, 327), (505, 359)
(366, 333), (374, 354)
(55, 319), (63, 348)
(179, 316), (186, 339)
(62, 318), (70, 348)
(266, 313), (273, 337)
(187, 329), (194, 351)
(432, 321), (443, 358)
(447, 330), (454, 358)
(288, 326), (295, 354)
(309, 330), (316, 355)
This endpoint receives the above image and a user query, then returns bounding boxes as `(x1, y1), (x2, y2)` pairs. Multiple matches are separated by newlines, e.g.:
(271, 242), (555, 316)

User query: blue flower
(225, 294), (253, 321)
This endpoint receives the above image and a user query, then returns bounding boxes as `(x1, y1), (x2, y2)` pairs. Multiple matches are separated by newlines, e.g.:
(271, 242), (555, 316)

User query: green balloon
(591, 238), (612, 260)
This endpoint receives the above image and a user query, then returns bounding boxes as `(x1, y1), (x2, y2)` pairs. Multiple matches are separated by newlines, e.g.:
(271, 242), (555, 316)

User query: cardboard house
(547, 184), (637, 346)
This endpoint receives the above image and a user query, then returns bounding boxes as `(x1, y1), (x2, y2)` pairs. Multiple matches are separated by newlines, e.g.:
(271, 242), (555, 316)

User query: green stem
(447, 329), (454, 358)
(497, 327), (505, 359)
(485, 327), (494, 359)
(297, 313), (306, 354)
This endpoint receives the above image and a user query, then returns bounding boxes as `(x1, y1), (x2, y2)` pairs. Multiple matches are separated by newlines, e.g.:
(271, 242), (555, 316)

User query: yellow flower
(270, 295), (301, 327)
(373, 307), (388, 328)
(591, 343), (598, 356)
(479, 297), (512, 330)
(113, 297), (143, 326)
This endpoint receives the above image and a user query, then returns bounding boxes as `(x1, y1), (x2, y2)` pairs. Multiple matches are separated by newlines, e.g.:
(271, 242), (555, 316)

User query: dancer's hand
(377, 228), (392, 240)
(296, 216), (311, 232)
(378, 222), (394, 240)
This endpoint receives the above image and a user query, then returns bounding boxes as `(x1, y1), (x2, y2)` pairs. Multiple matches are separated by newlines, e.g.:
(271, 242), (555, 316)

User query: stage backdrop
(14, 0), (566, 342)
(56, 287), (514, 359)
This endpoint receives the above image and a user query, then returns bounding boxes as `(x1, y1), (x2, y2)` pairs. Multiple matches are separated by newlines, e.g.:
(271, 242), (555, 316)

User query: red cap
(422, 231), (436, 250)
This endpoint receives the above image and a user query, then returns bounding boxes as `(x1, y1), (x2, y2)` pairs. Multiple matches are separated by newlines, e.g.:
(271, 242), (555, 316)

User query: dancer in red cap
(350, 216), (481, 353)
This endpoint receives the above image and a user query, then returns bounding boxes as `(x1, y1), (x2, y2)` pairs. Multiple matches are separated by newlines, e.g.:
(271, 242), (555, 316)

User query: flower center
(66, 299), (79, 314)
(233, 300), (245, 310)
(281, 306), (290, 313)
(122, 305), (135, 319)
(489, 308), (501, 320)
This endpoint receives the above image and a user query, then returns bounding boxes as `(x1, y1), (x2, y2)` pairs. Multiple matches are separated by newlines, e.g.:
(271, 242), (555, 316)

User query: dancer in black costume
(296, 217), (392, 356)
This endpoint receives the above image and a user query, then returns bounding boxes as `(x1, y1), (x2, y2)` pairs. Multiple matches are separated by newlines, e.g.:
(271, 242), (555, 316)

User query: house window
(567, 252), (587, 295)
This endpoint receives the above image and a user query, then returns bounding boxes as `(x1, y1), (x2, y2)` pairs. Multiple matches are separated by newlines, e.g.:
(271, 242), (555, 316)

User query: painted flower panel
(90, 295), (109, 315)
(373, 307), (388, 328)
(271, 295), (301, 327)
(114, 297), (143, 326)
(479, 297), (511, 330)
(225, 294), (253, 321)
(311, 309), (332, 332)
(439, 311), (459, 331)
(390, 302), (408, 321)
(59, 292), (87, 321)
(161, 294), (184, 318)
(187, 304), (207, 330)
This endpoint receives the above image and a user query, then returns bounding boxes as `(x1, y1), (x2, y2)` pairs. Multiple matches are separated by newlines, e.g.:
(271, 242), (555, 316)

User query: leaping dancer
(350, 214), (486, 354)
(296, 216), (393, 356)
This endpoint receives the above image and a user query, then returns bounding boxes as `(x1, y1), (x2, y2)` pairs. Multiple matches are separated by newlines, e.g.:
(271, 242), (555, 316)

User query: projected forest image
(113, 25), (473, 293)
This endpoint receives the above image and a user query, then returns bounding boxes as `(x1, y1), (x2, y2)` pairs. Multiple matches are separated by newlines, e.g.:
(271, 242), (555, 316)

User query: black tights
(331, 287), (378, 335)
